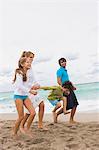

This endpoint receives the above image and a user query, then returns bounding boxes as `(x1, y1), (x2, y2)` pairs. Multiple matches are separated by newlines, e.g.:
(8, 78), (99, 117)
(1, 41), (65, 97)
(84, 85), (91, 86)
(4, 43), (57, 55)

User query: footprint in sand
(66, 143), (87, 150)
(32, 138), (45, 144)
(47, 123), (54, 126)
(66, 143), (79, 150)
(66, 137), (74, 142)
(25, 138), (45, 144)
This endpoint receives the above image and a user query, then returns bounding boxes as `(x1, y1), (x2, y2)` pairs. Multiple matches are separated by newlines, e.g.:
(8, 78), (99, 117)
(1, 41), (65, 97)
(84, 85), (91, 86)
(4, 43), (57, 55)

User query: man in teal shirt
(54, 58), (79, 124)
(57, 57), (76, 90)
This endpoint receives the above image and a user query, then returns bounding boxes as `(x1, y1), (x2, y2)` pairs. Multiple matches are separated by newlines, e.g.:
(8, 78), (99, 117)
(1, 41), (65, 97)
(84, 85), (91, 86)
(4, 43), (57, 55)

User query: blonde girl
(13, 57), (36, 137)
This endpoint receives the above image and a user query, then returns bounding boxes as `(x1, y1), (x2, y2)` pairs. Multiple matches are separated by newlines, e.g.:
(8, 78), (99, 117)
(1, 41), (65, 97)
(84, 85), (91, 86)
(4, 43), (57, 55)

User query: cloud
(56, 50), (79, 61)
(87, 56), (99, 75)
(88, 68), (99, 75)
(0, 0), (97, 91)
(0, 76), (13, 92)
(93, 62), (99, 67)
(33, 57), (52, 64)
(67, 53), (79, 61)
(0, 68), (13, 76)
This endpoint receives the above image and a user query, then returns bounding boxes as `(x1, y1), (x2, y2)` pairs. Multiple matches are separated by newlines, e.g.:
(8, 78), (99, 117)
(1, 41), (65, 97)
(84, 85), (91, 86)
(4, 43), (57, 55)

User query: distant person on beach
(19, 51), (45, 131)
(54, 57), (79, 124)
(13, 57), (36, 138)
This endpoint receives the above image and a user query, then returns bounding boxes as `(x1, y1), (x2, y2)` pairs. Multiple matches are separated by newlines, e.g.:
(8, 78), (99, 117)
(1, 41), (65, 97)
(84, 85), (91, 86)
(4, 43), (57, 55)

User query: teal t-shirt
(57, 67), (69, 84)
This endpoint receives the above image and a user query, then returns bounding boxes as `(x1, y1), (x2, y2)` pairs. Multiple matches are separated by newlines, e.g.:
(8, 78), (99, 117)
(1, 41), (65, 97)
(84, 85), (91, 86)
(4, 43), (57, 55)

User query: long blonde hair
(13, 57), (27, 82)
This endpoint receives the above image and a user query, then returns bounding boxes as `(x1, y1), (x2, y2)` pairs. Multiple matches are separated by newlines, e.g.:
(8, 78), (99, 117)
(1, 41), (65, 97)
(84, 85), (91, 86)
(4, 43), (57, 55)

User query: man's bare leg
(69, 106), (78, 124)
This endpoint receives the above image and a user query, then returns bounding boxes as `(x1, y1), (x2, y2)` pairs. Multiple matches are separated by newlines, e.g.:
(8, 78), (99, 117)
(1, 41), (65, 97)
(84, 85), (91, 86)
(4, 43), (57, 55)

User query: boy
(47, 85), (70, 122)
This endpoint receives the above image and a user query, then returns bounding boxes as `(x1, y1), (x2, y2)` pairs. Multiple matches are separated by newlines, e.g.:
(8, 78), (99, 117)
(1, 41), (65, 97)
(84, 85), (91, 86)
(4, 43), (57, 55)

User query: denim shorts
(14, 95), (28, 101)
(48, 99), (60, 106)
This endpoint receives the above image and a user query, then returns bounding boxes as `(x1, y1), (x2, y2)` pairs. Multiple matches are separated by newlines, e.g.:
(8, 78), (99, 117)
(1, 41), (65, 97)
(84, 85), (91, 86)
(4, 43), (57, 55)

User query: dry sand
(0, 113), (99, 150)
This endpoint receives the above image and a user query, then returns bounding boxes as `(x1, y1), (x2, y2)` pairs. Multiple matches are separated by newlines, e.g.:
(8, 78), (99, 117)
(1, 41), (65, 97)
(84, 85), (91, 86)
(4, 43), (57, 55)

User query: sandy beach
(0, 112), (99, 150)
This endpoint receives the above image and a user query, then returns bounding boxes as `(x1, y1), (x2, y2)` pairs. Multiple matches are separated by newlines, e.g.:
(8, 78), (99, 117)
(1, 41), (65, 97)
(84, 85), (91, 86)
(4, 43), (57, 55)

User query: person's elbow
(57, 78), (61, 85)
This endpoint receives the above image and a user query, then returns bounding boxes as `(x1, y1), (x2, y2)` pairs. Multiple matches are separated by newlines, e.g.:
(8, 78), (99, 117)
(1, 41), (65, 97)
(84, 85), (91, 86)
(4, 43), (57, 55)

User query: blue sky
(0, 0), (98, 92)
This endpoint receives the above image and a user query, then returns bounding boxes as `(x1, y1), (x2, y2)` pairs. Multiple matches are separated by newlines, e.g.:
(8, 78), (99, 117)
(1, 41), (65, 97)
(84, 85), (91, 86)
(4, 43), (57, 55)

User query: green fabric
(47, 87), (63, 100)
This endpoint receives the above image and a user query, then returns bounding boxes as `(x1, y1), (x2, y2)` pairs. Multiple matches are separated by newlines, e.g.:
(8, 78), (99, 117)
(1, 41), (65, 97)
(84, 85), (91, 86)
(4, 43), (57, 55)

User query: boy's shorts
(48, 99), (60, 106)
(25, 94), (43, 114)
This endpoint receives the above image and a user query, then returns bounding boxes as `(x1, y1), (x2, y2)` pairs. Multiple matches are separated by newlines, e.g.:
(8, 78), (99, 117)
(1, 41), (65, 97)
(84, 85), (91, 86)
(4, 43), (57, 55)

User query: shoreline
(0, 112), (99, 122)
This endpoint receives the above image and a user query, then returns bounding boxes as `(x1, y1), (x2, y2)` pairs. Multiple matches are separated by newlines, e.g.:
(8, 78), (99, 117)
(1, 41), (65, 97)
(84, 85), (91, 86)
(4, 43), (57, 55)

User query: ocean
(0, 82), (99, 113)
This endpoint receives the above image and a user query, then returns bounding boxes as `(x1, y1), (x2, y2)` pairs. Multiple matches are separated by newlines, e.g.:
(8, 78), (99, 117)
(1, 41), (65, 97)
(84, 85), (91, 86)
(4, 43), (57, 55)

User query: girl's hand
(72, 86), (76, 90)
(62, 87), (67, 92)
(30, 90), (37, 95)
(31, 84), (40, 90)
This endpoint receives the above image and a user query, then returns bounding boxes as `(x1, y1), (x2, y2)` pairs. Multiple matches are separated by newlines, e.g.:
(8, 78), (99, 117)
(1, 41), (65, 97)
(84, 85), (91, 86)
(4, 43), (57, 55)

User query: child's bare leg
(62, 97), (68, 114)
(52, 102), (61, 123)
(13, 99), (24, 136)
(20, 113), (30, 133)
(54, 108), (63, 123)
(38, 101), (44, 129)
(52, 102), (61, 112)
(24, 99), (36, 132)
(54, 108), (70, 123)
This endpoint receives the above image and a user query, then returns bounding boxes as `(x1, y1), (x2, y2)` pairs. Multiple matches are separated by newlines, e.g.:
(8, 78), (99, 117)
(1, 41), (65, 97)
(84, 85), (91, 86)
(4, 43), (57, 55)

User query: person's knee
(57, 102), (61, 107)
(30, 110), (36, 117)
(26, 113), (30, 116)
(19, 115), (24, 121)
(26, 113), (30, 117)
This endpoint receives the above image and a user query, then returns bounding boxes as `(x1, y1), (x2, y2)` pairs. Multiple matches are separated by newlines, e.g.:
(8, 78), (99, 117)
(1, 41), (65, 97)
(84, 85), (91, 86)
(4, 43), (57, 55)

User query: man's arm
(57, 77), (62, 86)
(57, 77), (66, 92)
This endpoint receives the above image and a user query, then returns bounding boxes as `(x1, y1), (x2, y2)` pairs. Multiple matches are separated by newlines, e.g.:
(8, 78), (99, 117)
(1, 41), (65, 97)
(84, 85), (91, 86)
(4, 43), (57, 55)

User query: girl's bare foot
(38, 123), (48, 130)
(12, 133), (19, 140)
(69, 120), (79, 124)
(20, 127), (27, 134)
(25, 129), (33, 138)
(38, 123), (43, 129)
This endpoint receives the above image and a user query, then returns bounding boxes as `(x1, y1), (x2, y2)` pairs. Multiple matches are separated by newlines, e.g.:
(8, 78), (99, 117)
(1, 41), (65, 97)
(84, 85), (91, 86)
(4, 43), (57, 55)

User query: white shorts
(25, 93), (43, 114)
